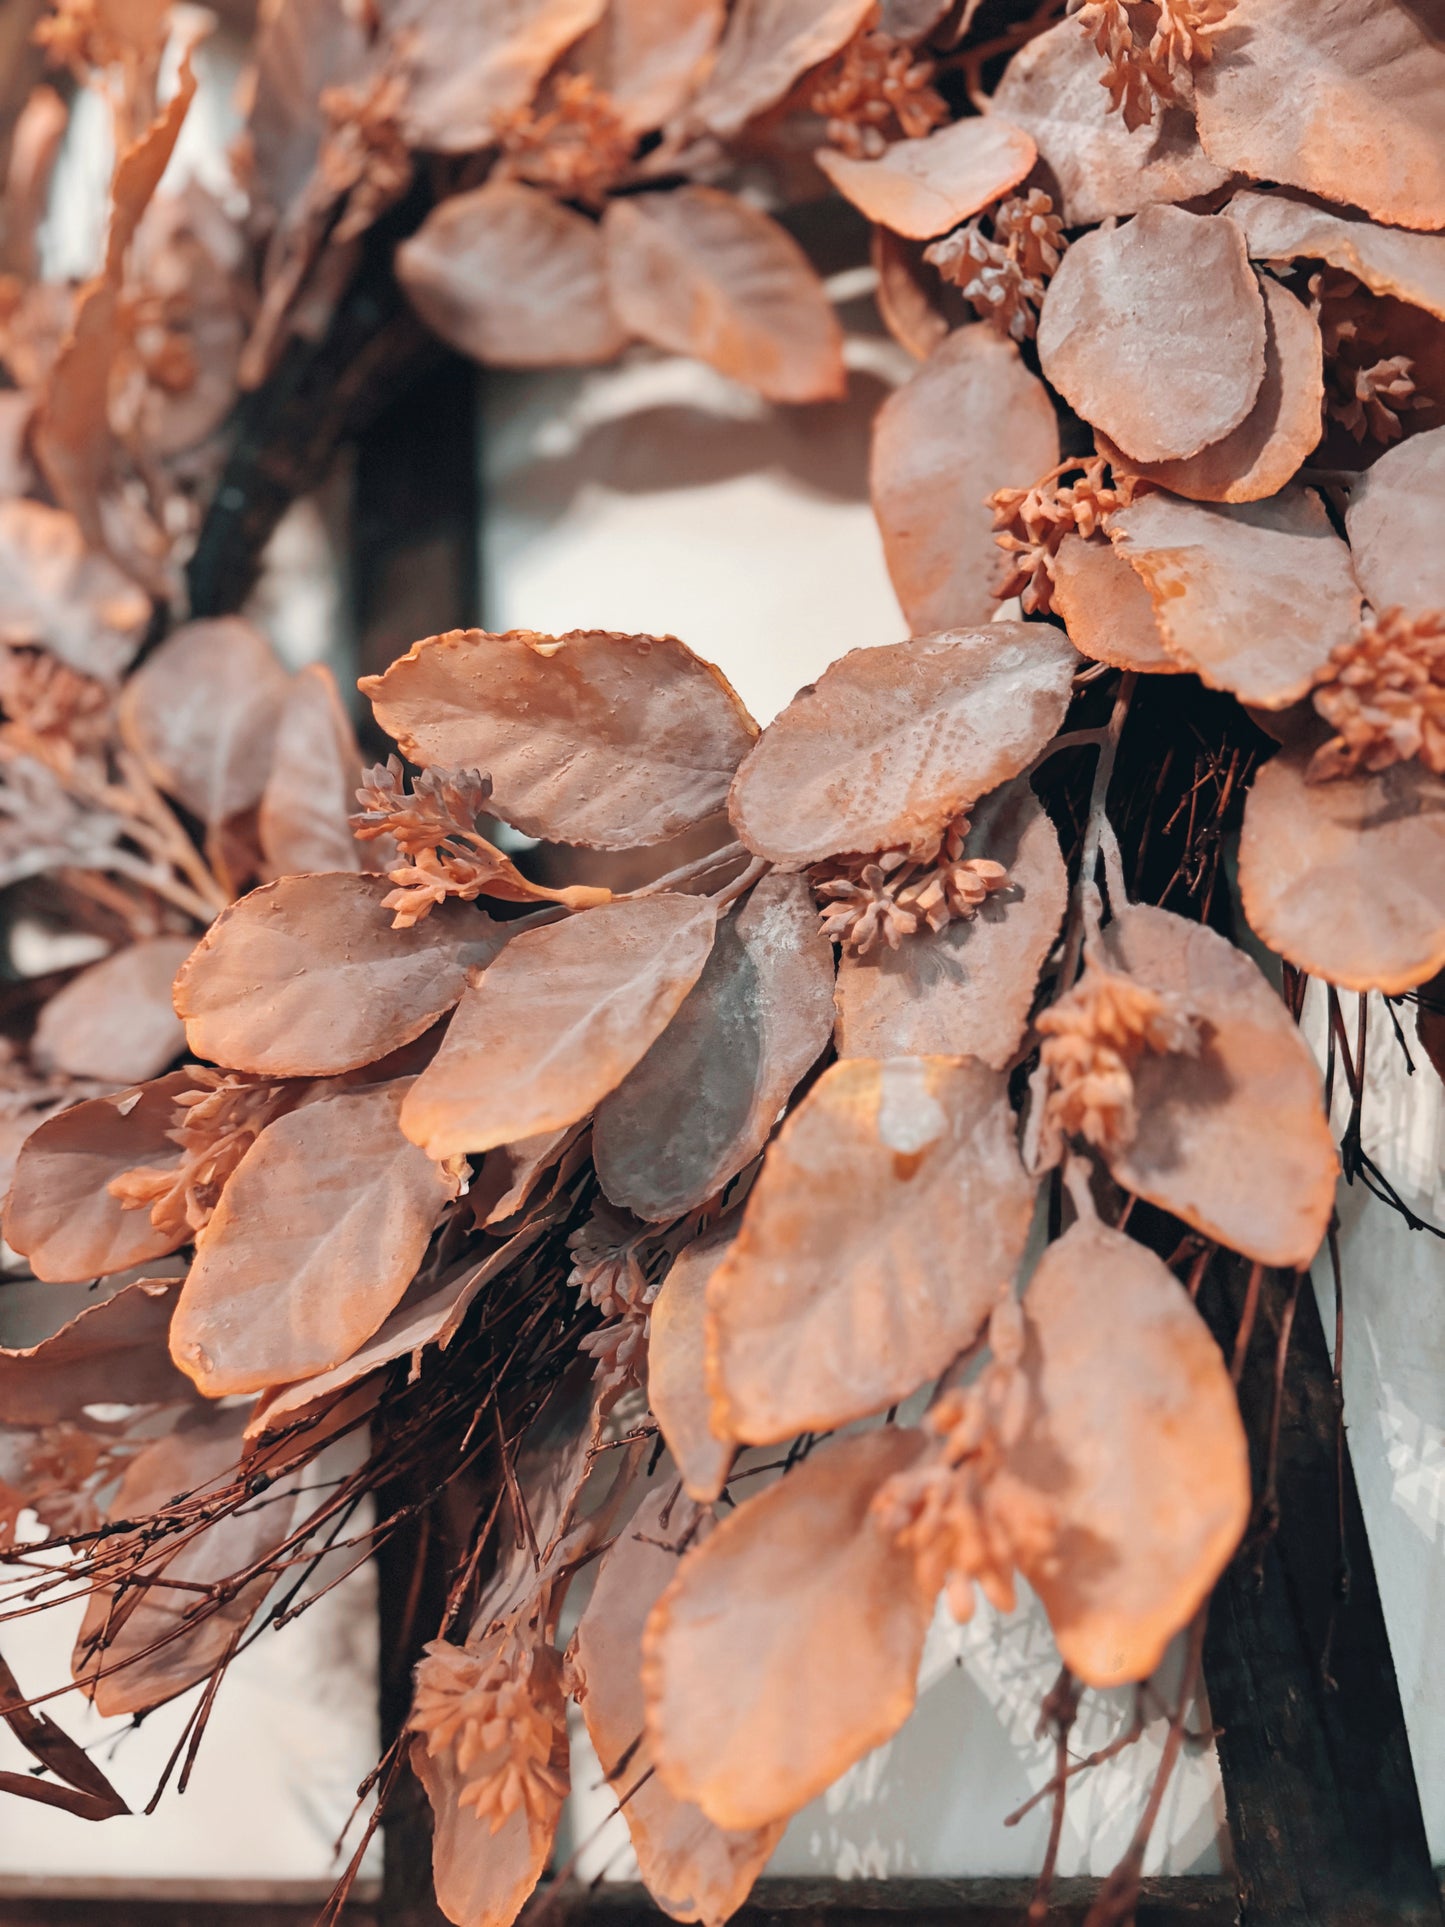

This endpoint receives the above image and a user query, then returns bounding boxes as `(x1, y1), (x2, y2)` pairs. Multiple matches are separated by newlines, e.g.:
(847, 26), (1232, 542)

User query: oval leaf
(816, 116), (1035, 241)
(258, 664), (365, 879)
(728, 624), (1078, 868)
(362, 627), (757, 850)
(1228, 189), (1445, 325)
(0, 499), (149, 682)
(1343, 422), (1445, 613)
(1048, 532), (1179, 675)
(0, 1276), (190, 1425)
(394, 0), (607, 151)
(647, 1223), (737, 1504)
(401, 895), (719, 1159)
(571, 0), (725, 133)
(684, 0), (874, 138)
(32, 935), (191, 1085)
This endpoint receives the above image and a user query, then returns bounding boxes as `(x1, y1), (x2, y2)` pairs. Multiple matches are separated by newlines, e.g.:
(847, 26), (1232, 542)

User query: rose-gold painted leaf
(76, 1402), (296, 1717)
(175, 874), (505, 1078)
(871, 328), (1060, 633)
(1239, 748), (1445, 996)
(1195, 0), (1445, 233)
(0, 1277), (190, 1425)
(1049, 533), (1178, 675)
(870, 227), (948, 362)
(0, 499), (148, 682)
(707, 1057), (1032, 1443)
(1228, 191), (1445, 326)
(643, 1428), (932, 1831)
(729, 624), (1077, 868)
(472, 1125), (581, 1228)
(363, 627), (756, 850)
(119, 618), (289, 825)
(1108, 488), (1362, 709)
(604, 189), (845, 405)
(0, 393), (33, 500)
(991, 20), (1230, 228)
(246, 0), (374, 231)
(572, 0), (725, 132)
(595, 874), (834, 1221)
(684, 0), (874, 138)
(648, 1223), (737, 1504)
(1038, 208), (1266, 466)
(4, 1073), (192, 1283)
(573, 1484), (782, 1922)
(1006, 1217), (1249, 1686)
(259, 665), (364, 879)
(1343, 424), (1445, 613)
(397, 183), (627, 370)
(1098, 903), (1338, 1267)
(393, 0), (608, 152)
(170, 1080), (458, 1397)
(834, 780), (1066, 1068)
(816, 116), (1035, 242)
(401, 896), (718, 1159)
(31, 937), (191, 1086)
(1098, 278), (1323, 505)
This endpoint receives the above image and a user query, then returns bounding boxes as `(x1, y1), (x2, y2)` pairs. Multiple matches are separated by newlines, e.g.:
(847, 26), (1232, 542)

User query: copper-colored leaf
(1098, 277), (1323, 505)
(1239, 747), (1445, 996)
(572, 0), (725, 132)
(401, 896), (718, 1159)
(175, 874), (506, 1077)
(991, 21), (1229, 227)
(604, 189), (846, 405)
(0, 1276), (190, 1425)
(363, 627), (756, 850)
(870, 227), (949, 362)
(1108, 488), (1362, 708)
(0, 499), (148, 682)
(397, 183), (627, 370)
(1228, 190), (1445, 326)
(643, 1427), (933, 1830)
(707, 1056), (1032, 1442)
(834, 780), (1066, 1068)
(1005, 1217), (1249, 1686)
(1048, 533), (1178, 675)
(573, 1484), (782, 1922)
(1037, 207), (1267, 466)
(4, 1073), (192, 1283)
(169, 1080), (459, 1397)
(1097, 903), (1338, 1267)
(728, 624), (1077, 868)
(1195, 0), (1445, 233)
(871, 327), (1060, 633)
(816, 116), (1035, 242)
(119, 618), (289, 825)
(647, 1221), (737, 1505)
(1343, 423), (1445, 613)
(258, 664), (364, 879)
(684, 0), (875, 138)
(31, 936), (191, 1086)
(595, 874), (834, 1221)
(394, 0), (608, 152)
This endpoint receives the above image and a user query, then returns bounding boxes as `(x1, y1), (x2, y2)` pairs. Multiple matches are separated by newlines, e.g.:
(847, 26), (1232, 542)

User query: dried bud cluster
(1069, 0), (1235, 131)
(987, 456), (1136, 614)
(925, 190), (1067, 343)
(568, 1206), (659, 1393)
(807, 21), (947, 159)
(1309, 609), (1445, 783)
(497, 76), (634, 205)
(108, 1070), (298, 1240)
(1313, 272), (1432, 446)
(352, 758), (507, 927)
(814, 814), (1011, 956)
(412, 1630), (569, 1831)
(1037, 962), (1203, 1155)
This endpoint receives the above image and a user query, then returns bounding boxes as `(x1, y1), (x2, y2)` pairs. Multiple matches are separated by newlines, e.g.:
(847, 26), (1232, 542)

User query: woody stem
(1055, 671), (1137, 994)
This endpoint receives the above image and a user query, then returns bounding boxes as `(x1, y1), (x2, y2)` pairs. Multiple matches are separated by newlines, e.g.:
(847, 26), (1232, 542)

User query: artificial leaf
(572, 0), (725, 132)
(990, 20), (1230, 228)
(32, 935), (192, 1085)
(1195, 0), (1445, 233)
(684, 0), (875, 138)
(707, 1056), (1033, 1442)
(870, 226), (948, 362)
(595, 873), (835, 1221)
(472, 1125), (582, 1228)
(0, 499), (148, 682)
(871, 327), (1060, 634)
(169, 1080), (459, 1397)
(604, 189), (846, 405)
(245, 0), (375, 233)
(1108, 488), (1362, 708)
(1343, 423), (1445, 612)
(572, 1485), (783, 1923)
(393, 0), (608, 152)
(1048, 533), (1179, 675)
(1228, 190), (1445, 326)
(1004, 1217), (1250, 1686)
(119, 617), (290, 825)
(401, 896), (719, 1158)
(1239, 747), (1445, 996)
(1037, 207), (1267, 466)
(396, 183), (628, 370)
(647, 1221), (737, 1505)
(728, 624), (1078, 868)
(174, 874), (506, 1077)
(816, 116), (1035, 241)
(363, 627), (756, 850)
(643, 1427), (933, 1830)
(258, 664), (365, 879)
(1098, 278), (1324, 505)
(0, 1277), (190, 1425)
(1097, 903), (1339, 1267)
(834, 780), (1066, 1068)
(4, 1072), (192, 1283)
